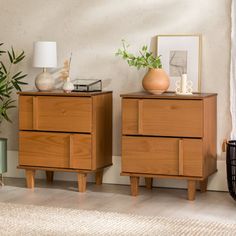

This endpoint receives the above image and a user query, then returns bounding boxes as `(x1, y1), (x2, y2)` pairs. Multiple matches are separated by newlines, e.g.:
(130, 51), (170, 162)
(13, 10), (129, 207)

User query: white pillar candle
(181, 74), (187, 94)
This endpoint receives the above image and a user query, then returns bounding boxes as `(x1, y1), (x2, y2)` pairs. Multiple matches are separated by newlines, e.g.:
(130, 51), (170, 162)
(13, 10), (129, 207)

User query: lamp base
(35, 71), (54, 91)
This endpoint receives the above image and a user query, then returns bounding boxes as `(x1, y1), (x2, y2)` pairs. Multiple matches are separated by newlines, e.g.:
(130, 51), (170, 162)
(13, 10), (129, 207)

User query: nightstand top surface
(18, 90), (112, 96)
(120, 91), (217, 99)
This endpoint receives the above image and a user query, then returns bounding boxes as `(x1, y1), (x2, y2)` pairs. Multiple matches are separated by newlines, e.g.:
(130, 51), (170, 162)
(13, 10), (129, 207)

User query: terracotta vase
(142, 68), (170, 94)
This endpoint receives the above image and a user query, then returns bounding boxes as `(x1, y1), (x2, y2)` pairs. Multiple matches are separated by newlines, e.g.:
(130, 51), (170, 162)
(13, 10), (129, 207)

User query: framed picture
(157, 35), (202, 92)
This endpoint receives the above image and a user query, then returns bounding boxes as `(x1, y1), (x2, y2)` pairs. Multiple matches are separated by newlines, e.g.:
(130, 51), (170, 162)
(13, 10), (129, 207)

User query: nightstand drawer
(19, 131), (92, 169)
(19, 96), (92, 132)
(122, 136), (203, 177)
(122, 98), (203, 137)
(122, 136), (179, 175)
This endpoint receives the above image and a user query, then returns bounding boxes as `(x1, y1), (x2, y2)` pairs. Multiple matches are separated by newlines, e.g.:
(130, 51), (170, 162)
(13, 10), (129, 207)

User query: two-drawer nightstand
(121, 92), (217, 200)
(18, 90), (112, 192)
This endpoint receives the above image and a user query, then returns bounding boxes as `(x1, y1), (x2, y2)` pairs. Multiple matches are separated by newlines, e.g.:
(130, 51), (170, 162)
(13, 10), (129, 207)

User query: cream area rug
(0, 203), (235, 236)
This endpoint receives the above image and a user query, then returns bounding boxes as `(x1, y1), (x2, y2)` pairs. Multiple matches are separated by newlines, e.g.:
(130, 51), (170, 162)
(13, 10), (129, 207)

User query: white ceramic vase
(63, 77), (74, 93)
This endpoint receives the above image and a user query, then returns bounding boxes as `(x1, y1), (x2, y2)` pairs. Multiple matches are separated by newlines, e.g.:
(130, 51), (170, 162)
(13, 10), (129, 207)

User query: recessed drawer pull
(33, 96), (38, 130)
(69, 135), (73, 167)
(138, 100), (143, 134)
(178, 139), (184, 175)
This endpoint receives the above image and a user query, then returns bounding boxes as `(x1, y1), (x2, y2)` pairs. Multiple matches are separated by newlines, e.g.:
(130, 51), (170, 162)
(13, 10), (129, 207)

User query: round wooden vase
(142, 68), (170, 94)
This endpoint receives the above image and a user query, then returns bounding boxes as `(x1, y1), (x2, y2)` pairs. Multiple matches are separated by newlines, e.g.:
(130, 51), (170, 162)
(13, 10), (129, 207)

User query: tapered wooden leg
(46, 171), (54, 183)
(78, 173), (87, 192)
(25, 170), (35, 189)
(130, 176), (139, 196)
(200, 178), (208, 193)
(95, 170), (103, 185)
(145, 177), (153, 189)
(188, 180), (196, 201)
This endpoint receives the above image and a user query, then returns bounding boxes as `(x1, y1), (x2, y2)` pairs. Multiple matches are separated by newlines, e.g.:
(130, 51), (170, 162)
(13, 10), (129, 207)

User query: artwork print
(157, 35), (201, 92)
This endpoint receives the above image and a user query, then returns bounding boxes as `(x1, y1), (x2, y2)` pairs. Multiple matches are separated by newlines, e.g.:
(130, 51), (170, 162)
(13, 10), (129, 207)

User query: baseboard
(5, 151), (228, 191)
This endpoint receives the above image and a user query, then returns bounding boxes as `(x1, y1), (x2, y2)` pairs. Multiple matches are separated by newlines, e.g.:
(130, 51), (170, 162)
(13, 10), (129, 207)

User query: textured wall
(0, 0), (232, 160)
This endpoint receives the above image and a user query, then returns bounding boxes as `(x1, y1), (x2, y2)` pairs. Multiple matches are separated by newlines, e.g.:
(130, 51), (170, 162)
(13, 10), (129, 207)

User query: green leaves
(0, 43), (27, 123)
(7, 47), (25, 64)
(0, 98), (16, 122)
(116, 40), (162, 70)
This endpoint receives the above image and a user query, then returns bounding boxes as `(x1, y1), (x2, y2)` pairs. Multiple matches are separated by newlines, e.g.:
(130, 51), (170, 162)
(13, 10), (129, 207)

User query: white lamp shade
(33, 41), (57, 68)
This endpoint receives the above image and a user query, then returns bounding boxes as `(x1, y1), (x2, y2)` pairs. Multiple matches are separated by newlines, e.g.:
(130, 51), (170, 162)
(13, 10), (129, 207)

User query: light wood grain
(18, 90), (111, 96)
(18, 165), (111, 173)
(19, 96), (33, 130)
(120, 91), (217, 99)
(69, 134), (92, 170)
(122, 136), (179, 175)
(95, 170), (103, 185)
(33, 96), (38, 130)
(121, 172), (204, 180)
(36, 96), (92, 132)
(178, 139), (184, 175)
(138, 100), (143, 134)
(92, 93), (113, 170)
(200, 178), (208, 192)
(183, 139), (203, 177)
(122, 99), (139, 134)
(19, 91), (113, 193)
(25, 169), (35, 188)
(78, 173), (87, 192)
(121, 93), (217, 200)
(130, 176), (139, 196)
(188, 180), (196, 201)
(141, 99), (203, 137)
(19, 131), (70, 168)
(203, 96), (217, 178)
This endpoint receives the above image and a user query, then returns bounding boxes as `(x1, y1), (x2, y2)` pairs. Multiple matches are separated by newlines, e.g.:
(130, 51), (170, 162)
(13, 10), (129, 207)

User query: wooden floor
(0, 178), (235, 224)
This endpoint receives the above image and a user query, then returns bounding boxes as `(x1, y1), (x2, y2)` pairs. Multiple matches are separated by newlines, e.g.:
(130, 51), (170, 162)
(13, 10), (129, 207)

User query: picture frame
(157, 34), (202, 92)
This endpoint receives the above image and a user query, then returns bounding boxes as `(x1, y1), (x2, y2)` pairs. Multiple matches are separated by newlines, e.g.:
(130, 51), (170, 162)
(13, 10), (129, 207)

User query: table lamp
(33, 41), (57, 91)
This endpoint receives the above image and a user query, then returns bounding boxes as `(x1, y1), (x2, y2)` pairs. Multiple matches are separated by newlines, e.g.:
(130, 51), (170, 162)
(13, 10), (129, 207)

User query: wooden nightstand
(18, 90), (112, 192)
(121, 92), (217, 200)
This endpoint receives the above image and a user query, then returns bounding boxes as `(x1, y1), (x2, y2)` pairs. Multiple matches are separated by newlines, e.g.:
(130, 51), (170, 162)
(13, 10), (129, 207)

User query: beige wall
(0, 0), (232, 160)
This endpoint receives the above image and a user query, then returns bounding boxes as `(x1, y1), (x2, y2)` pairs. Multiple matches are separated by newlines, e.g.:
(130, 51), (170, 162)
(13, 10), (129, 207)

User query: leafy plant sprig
(0, 43), (27, 123)
(116, 40), (162, 69)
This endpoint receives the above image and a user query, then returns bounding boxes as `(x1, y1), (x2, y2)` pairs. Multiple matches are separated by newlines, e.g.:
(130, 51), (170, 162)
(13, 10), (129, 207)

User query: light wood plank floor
(0, 178), (235, 224)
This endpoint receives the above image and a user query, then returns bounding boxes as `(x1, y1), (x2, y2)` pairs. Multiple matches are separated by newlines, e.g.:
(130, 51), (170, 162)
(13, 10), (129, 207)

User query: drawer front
(70, 134), (92, 169)
(19, 131), (70, 168)
(19, 131), (92, 169)
(122, 99), (139, 134)
(182, 139), (203, 177)
(19, 96), (92, 132)
(122, 136), (203, 177)
(122, 98), (203, 137)
(19, 96), (33, 130)
(122, 136), (179, 175)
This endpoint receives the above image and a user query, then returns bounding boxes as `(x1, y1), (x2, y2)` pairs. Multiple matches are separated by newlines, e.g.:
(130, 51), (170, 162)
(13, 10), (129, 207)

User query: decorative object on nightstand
(61, 53), (74, 93)
(33, 41), (57, 91)
(73, 79), (102, 92)
(157, 35), (202, 92)
(63, 77), (74, 93)
(175, 74), (193, 95)
(18, 90), (112, 192)
(116, 40), (169, 94)
(121, 91), (217, 200)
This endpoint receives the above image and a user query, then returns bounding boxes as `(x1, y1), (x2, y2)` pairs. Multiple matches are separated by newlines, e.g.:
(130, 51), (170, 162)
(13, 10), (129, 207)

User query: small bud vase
(63, 77), (74, 93)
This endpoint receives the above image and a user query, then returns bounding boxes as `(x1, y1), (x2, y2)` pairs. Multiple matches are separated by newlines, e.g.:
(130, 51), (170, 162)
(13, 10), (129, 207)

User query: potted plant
(0, 43), (27, 182)
(116, 40), (169, 94)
